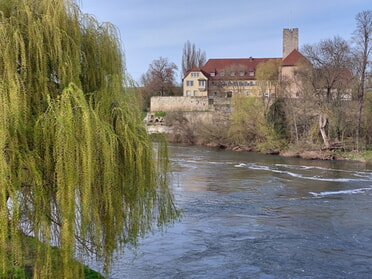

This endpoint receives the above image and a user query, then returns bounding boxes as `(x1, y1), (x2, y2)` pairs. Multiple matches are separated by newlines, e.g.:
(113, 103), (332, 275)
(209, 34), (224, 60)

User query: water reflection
(99, 145), (372, 278)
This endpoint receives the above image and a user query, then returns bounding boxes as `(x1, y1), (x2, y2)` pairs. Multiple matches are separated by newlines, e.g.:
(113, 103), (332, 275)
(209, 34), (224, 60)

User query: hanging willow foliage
(0, 0), (178, 277)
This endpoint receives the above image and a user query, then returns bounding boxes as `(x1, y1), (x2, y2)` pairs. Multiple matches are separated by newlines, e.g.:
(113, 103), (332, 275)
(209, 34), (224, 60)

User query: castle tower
(283, 28), (299, 58)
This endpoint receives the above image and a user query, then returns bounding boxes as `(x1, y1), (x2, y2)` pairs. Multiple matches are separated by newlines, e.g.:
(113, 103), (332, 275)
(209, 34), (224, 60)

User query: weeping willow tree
(0, 0), (178, 277)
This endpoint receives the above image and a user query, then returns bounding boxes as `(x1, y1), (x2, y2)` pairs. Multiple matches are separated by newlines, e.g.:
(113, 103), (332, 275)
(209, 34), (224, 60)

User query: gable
(184, 66), (209, 80)
(282, 49), (307, 66)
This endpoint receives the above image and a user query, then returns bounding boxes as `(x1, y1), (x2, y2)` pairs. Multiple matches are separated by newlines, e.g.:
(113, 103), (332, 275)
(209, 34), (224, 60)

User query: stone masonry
(283, 28), (299, 58)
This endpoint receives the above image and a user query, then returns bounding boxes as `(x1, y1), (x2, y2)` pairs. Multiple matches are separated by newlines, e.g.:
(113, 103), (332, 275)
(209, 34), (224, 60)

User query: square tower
(283, 28), (299, 58)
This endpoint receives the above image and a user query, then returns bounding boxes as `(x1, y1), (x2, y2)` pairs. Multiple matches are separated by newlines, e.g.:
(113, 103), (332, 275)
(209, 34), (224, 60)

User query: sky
(80, 0), (371, 83)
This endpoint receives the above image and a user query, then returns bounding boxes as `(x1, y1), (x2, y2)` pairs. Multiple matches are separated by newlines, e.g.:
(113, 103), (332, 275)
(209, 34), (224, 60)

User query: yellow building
(182, 28), (306, 99)
(183, 66), (209, 97)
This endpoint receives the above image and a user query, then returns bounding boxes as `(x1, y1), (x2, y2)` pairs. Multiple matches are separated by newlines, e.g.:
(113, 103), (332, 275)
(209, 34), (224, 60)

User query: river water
(101, 144), (372, 278)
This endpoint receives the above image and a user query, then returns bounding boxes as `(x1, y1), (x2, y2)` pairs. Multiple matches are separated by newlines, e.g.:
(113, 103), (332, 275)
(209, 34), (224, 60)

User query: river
(98, 144), (372, 278)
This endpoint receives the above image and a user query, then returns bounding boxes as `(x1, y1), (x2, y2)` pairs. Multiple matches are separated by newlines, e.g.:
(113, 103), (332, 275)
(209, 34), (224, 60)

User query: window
(186, 80), (194, 86)
(210, 72), (215, 76)
(239, 71), (245, 76)
(194, 90), (198, 96)
(230, 71), (235, 76)
(220, 71), (225, 76)
(199, 80), (206, 87)
(186, 90), (190, 96)
(191, 72), (199, 78)
(249, 71), (254, 76)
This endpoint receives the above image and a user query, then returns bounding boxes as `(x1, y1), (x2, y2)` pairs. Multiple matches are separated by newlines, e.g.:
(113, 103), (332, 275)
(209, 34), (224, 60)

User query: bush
(154, 111), (166, 117)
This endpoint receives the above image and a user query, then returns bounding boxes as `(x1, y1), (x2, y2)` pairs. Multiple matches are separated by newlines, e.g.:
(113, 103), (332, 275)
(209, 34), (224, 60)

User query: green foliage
(228, 96), (289, 153)
(229, 95), (267, 146)
(340, 150), (372, 162)
(7, 233), (104, 278)
(255, 124), (288, 154)
(365, 151), (372, 161)
(155, 111), (166, 117)
(255, 59), (281, 82)
(83, 267), (105, 279)
(0, 0), (177, 278)
(267, 98), (288, 139)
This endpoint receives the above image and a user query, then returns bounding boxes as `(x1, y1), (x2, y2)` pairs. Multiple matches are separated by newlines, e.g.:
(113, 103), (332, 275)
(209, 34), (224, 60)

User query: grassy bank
(279, 144), (372, 163)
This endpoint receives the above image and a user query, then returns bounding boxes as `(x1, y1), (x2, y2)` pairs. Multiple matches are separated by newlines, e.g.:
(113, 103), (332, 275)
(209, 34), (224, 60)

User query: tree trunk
(356, 70), (365, 151)
(354, 10), (372, 151)
(319, 114), (330, 149)
(356, 97), (363, 151)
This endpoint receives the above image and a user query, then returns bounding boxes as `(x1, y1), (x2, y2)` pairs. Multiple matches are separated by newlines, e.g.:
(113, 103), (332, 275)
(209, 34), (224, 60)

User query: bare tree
(182, 40), (206, 76)
(301, 36), (352, 149)
(256, 59), (282, 101)
(353, 10), (372, 151)
(141, 57), (178, 97)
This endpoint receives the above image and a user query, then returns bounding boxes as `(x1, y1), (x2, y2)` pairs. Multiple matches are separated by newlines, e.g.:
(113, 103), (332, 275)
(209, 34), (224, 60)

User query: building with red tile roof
(183, 28), (307, 99)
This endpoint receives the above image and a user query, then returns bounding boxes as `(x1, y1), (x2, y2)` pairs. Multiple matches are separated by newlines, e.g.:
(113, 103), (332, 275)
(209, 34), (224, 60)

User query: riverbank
(281, 149), (372, 162)
(228, 143), (372, 163)
(163, 134), (372, 164)
(147, 116), (372, 164)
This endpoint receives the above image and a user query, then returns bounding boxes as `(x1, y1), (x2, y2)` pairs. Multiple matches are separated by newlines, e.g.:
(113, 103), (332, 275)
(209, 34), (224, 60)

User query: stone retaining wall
(150, 96), (232, 112)
(150, 96), (210, 112)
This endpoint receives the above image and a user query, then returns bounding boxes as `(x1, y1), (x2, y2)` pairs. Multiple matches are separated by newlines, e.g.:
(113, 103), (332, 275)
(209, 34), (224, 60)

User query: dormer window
(249, 71), (254, 77)
(210, 72), (215, 76)
(239, 71), (245, 76)
(230, 71), (236, 76)
(220, 71), (225, 76)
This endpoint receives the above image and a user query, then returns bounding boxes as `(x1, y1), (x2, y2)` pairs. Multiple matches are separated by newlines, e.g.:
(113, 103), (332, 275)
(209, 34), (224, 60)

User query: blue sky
(80, 0), (371, 83)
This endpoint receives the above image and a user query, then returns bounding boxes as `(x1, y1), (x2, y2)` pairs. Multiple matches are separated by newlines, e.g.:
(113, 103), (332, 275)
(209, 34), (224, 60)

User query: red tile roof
(201, 57), (281, 80)
(185, 66), (211, 79)
(189, 66), (200, 72)
(282, 49), (306, 66)
(185, 50), (307, 80)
